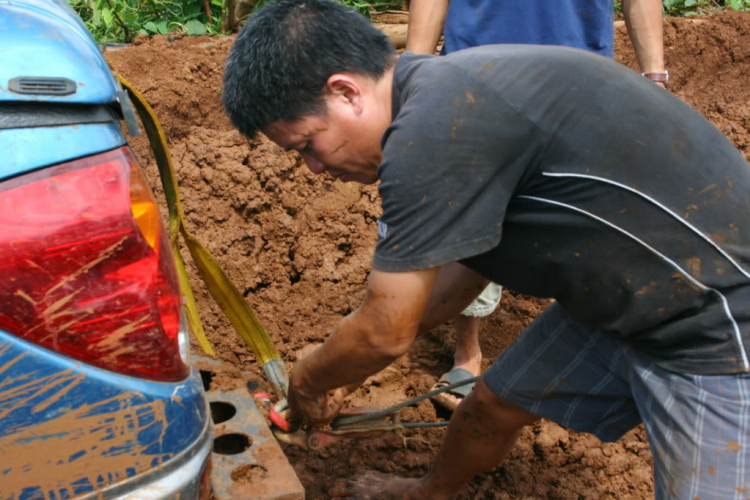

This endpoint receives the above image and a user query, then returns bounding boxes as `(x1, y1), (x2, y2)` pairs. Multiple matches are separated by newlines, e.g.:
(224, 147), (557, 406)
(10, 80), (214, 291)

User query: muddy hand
(287, 382), (347, 428)
(328, 471), (434, 500)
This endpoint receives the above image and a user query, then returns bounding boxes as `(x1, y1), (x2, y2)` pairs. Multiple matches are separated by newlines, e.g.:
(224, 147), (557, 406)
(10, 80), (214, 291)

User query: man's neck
(374, 62), (397, 124)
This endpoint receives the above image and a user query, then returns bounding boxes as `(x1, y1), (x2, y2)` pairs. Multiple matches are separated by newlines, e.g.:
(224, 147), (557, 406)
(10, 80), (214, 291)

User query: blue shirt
(443, 0), (615, 57)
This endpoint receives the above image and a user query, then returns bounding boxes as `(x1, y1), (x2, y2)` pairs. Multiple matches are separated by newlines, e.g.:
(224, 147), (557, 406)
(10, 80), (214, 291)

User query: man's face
(263, 95), (385, 185)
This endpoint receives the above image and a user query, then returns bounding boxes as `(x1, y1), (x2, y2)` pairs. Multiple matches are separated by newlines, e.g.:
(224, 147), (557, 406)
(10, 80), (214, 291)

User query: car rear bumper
(107, 377), (213, 500)
(0, 331), (212, 499)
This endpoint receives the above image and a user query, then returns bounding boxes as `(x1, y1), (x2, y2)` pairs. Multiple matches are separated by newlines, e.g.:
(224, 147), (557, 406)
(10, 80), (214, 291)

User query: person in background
(406, 0), (667, 411)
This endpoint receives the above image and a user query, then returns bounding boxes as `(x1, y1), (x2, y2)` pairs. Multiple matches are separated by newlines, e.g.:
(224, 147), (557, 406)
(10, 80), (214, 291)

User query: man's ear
(326, 73), (364, 115)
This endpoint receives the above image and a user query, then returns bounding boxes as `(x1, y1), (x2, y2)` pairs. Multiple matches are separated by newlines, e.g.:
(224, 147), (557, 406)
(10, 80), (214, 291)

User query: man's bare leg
(331, 378), (539, 499)
(432, 314), (484, 408)
(433, 282), (502, 409)
(453, 314), (483, 375)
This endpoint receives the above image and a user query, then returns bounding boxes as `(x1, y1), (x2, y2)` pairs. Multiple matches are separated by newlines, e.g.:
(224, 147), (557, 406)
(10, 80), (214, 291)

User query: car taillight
(0, 147), (188, 381)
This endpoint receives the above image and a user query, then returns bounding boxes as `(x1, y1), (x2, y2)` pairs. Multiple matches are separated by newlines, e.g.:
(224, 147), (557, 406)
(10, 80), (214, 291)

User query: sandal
(429, 367), (476, 412)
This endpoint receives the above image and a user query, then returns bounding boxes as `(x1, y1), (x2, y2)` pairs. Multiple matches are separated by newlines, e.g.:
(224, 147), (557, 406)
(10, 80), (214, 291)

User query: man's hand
(287, 376), (347, 428)
(287, 367), (364, 427)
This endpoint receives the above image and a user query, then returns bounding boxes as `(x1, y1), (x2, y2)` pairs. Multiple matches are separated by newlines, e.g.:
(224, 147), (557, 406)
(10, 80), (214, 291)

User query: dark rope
(401, 421), (450, 428)
(330, 375), (479, 429)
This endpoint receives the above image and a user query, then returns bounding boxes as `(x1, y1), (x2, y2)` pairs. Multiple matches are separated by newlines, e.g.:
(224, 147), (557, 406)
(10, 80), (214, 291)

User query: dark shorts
(484, 302), (750, 500)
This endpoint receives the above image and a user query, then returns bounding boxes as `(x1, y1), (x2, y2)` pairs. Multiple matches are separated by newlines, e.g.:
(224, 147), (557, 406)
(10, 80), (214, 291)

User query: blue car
(0, 0), (213, 498)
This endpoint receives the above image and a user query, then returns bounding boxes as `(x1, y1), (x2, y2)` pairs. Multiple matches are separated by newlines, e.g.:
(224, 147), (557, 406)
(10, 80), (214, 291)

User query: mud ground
(105, 10), (750, 499)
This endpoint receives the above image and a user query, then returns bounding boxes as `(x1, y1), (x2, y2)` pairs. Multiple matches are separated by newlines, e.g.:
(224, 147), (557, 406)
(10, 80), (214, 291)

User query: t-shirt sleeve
(373, 63), (540, 272)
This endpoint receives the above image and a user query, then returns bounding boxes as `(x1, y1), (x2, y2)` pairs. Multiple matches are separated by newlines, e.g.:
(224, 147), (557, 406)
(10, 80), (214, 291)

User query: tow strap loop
(116, 74), (288, 398)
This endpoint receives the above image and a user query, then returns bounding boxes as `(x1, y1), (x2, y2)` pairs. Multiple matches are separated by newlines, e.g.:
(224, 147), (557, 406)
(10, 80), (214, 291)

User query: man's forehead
(264, 118), (309, 147)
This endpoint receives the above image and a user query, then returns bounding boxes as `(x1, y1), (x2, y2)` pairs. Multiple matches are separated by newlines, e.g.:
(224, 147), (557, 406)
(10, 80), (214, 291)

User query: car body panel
(0, 123), (127, 180)
(0, 0), (119, 104)
(0, 330), (211, 499)
(0, 0), (128, 179)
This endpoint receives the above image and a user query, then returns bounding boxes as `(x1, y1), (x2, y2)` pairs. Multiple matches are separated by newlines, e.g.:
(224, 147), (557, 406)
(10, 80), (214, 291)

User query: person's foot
(329, 471), (435, 500)
(431, 315), (482, 411)
(451, 351), (482, 377)
(429, 367), (478, 411)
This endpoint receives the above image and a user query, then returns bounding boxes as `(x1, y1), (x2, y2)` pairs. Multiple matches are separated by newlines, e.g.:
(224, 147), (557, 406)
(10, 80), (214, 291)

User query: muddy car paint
(0, 333), (212, 497)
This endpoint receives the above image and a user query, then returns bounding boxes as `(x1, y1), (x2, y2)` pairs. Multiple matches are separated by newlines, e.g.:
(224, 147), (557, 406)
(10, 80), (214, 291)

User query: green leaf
(122, 10), (139, 25)
(144, 20), (169, 34)
(143, 21), (159, 33)
(182, 3), (203, 17)
(101, 7), (114, 26)
(184, 19), (207, 35)
(684, 0), (697, 7)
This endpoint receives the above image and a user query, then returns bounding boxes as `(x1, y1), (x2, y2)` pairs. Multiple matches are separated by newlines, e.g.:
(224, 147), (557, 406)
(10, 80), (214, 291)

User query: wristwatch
(642, 71), (669, 84)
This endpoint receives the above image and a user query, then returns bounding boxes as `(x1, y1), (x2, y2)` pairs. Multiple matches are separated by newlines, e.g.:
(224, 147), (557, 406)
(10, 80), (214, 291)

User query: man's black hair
(222, 0), (396, 138)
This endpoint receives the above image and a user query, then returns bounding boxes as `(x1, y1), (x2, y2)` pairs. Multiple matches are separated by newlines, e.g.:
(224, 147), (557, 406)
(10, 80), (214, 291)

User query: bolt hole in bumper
(194, 354), (305, 499)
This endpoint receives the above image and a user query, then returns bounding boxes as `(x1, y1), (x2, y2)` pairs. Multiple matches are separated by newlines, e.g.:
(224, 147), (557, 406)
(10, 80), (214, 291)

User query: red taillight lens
(0, 147), (187, 381)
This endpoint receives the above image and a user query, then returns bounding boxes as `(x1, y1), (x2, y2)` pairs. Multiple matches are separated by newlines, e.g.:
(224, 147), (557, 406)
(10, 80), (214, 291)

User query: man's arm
(405, 0), (450, 54)
(287, 262), (489, 426)
(288, 267), (439, 426)
(418, 262), (490, 334)
(622, 0), (666, 83)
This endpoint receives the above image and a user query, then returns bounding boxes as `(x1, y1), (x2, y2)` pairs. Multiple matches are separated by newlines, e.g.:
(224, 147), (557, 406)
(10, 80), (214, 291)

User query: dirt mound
(105, 10), (750, 499)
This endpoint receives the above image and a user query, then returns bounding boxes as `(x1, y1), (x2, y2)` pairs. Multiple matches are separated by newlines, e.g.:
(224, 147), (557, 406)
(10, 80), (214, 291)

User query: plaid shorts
(484, 302), (750, 500)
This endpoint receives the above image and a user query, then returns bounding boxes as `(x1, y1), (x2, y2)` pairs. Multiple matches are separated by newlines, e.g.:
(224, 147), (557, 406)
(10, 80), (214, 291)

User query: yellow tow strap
(117, 74), (288, 398)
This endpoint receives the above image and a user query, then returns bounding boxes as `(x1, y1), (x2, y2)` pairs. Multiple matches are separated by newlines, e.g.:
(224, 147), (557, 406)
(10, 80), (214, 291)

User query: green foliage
(615, 0), (750, 15)
(662, 0), (750, 15)
(69, 0), (404, 43)
(338, 0), (404, 17)
(249, 0), (402, 18)
(68, 0), (225, 43)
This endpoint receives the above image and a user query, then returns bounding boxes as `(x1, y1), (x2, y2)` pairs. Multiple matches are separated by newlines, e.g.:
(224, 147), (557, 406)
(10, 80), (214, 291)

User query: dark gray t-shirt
(373, 46), (750, 375)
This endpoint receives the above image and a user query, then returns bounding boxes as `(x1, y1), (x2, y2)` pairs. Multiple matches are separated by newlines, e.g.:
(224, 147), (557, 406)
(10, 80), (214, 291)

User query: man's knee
(468, 378), (540, 431)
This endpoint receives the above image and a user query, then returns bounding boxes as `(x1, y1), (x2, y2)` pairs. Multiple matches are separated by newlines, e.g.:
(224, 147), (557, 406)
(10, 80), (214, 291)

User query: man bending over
(222, 1), (750, 498)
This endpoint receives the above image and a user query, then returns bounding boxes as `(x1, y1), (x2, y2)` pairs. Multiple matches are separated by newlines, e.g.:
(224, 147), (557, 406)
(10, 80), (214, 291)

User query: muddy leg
(329, 472), (431, 499)
(420, 378), (538, 498)
(332, 378), (539, 500)
(453, 315), (483, 374)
